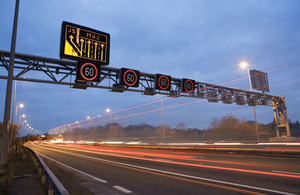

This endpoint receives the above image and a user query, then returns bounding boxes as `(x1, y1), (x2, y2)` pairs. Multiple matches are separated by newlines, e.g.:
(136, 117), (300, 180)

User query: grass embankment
(0, 144), (25, 194)
(0, 144), (45, 195)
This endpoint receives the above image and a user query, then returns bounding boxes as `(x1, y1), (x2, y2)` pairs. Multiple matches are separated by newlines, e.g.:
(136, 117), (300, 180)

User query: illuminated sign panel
(76, 61), (100, 82)
(155, 74), (171, 91)
(181, 79), (195, 93)
(250, 70), (270, 92)
(119, 68), (140, 87)
(60, 21), (110, 65)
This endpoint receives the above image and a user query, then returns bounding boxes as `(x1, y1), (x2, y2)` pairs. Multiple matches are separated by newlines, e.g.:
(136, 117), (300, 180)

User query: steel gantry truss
(0, 50), (294, 140)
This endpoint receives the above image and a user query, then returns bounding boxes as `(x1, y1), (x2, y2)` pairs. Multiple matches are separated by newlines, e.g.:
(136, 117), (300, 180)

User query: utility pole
(0, 0), (20, 174)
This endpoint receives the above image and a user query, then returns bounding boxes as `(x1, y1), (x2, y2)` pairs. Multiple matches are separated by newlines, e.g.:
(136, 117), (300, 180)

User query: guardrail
(24, 146), (70, 195)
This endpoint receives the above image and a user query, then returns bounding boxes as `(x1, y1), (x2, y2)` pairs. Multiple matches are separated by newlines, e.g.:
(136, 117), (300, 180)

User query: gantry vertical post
(0, 0), (20, 174)
(281, 96), (291, 137)
(272, 101), (280, 138)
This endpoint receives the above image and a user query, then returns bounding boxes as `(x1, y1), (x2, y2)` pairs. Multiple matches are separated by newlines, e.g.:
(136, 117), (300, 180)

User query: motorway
(25, 142), (300, 195)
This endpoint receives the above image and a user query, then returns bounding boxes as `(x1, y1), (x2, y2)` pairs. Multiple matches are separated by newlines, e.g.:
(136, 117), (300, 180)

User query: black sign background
(76, 61), (100, 82)
(119, 68), (140, 87)
(181, 79), (195, 93)
(155, 74), (171, 91)
(60, 21), (110, 65)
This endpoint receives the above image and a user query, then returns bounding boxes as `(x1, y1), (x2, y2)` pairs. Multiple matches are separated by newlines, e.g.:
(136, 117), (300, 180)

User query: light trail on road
(27, 142), (300, 194)
(40, 143), (298, 170)
(35, 143), (300, 179)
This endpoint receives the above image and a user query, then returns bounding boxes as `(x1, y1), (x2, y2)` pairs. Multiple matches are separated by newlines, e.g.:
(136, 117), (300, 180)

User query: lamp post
(23, 120), (27, 142)
(11, 103), (23, 144)
(76, 121), (79, 130)
(240, 61), (259, 142)
(26, 124), (29, 143)
(87, 116), (91, 141)
(76, 121), (80, 141)
(20, 114), (25, 142)
(16, 103), (24, 125)
(106, 109), (112, 141)
(28, 127), (31, 142)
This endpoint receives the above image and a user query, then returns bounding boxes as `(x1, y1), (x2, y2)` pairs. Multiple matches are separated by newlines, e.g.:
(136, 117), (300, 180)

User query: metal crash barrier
(24, 146), (69, 195)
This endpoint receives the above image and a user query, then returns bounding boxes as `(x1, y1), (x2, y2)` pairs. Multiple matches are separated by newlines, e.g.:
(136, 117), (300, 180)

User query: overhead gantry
(0, 50), (294, 140)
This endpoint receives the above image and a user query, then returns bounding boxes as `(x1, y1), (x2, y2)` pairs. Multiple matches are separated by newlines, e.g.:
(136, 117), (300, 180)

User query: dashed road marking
(33, 144), (297, 195)
(113, 185), (132, 193)
(36, 151), (107, 183)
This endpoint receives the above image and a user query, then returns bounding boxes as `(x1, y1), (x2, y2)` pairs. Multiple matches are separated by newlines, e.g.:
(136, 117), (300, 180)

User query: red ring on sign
(80, 63), (98, 81)
(184, 80), (194, 93)
(123, 70), (137, 86)
(158, 75), (170, 90)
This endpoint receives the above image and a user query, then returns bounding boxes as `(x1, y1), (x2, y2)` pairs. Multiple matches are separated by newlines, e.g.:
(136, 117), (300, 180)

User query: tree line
(61, 114), (300, 142)
(1, 115), (299, 143)
(0, 123), (38, 143)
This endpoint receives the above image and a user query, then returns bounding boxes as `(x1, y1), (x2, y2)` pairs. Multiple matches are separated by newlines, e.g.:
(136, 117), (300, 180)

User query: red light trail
(39, 143), (300, 179)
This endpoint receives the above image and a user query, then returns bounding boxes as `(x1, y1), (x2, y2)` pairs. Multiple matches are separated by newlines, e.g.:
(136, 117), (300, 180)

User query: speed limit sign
(76, 61), (100, 82)
(155, 74), (171, 91)
(119, 68), (140, 87)
(181, 78), (195, 93)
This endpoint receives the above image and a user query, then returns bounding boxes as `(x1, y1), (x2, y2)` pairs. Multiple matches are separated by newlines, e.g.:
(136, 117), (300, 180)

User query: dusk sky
(0, 0), (299, 135)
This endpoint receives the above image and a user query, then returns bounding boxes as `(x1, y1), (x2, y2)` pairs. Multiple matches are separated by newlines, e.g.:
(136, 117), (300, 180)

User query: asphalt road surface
(25, 143), (300, 195)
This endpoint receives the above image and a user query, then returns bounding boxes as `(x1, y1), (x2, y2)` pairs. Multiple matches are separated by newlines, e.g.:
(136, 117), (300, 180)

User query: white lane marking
(35, 151), (107, 183)
(273, 170), (300, 175)
(113, 185), (132, 193)
(33, 144), (296, 195)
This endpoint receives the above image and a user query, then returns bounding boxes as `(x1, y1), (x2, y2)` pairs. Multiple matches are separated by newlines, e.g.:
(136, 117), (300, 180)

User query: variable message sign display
(76, 61), (100, 82)
(250, 70), (270, 92)
(181, 79), (195, 93)
(155, 74), (171, 91)
(119, 68), (140, 87)
(60, 21), (110, 65)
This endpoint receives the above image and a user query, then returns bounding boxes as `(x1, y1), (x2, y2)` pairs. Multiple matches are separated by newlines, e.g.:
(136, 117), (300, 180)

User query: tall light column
(20, 114), (25, 142)
(240, 61), (259, 142)
(106, 109), (112, 141)
(87, 116), (91, 141)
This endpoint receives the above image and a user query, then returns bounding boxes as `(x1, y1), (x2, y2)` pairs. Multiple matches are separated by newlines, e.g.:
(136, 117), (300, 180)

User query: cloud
(0, 0), (299, 134)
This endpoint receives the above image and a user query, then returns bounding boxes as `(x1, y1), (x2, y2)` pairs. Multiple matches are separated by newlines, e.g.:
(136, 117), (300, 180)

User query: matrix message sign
(250, 70), (270, 92)
(155, 74), (171, 91)
(76, 61), (100, 82)
(181, 79), (195, 93)
(119, 68), (140, 87)
(60, 21), (110, 65)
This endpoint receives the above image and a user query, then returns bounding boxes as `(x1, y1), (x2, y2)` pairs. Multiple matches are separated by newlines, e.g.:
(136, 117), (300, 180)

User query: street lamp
(23, 123), (28, 143)
(11, 103), (24, 144)
(21, 114), (25, 142)
(106, 109), (112, 141)
(16, 103), (24, 124)
(240, 61), (259, 142)
(23, 120), (27, 140)
(87, 116), (91, 141)
(76, 121), (79, 140)
(28, 127), (31, 142)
